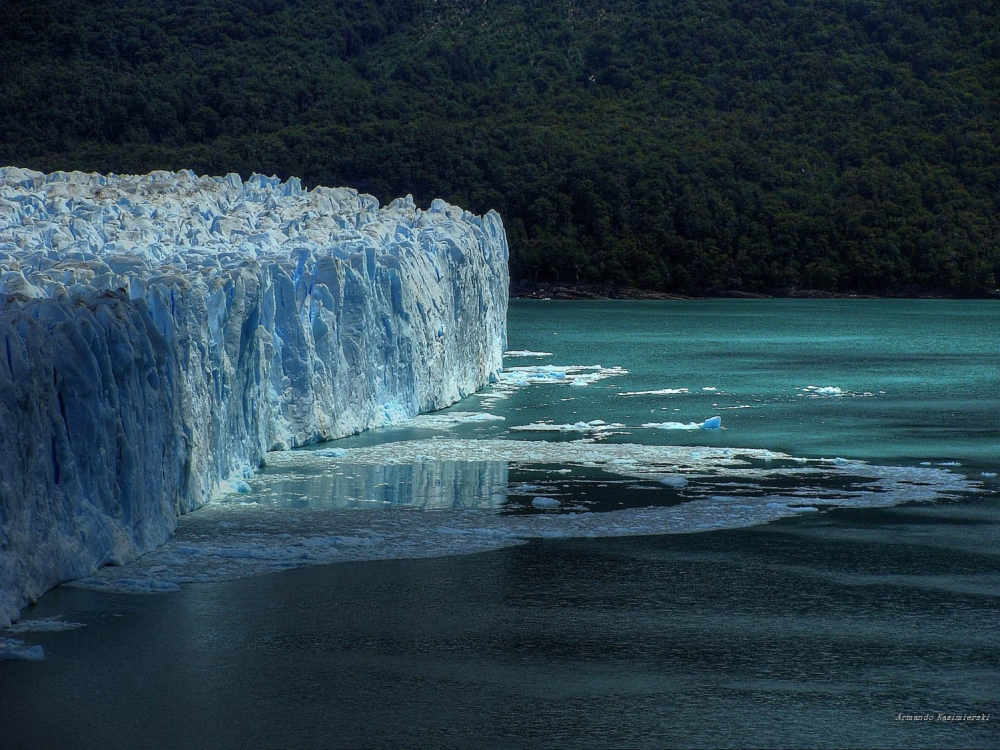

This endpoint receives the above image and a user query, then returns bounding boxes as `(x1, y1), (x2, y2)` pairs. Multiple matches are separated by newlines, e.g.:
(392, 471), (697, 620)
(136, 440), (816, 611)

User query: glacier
(0, 167), (509, 626)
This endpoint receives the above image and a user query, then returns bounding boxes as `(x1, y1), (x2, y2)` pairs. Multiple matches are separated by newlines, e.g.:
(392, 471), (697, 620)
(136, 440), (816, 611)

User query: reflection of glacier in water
(249, 460), (509, 510)
(70, 438), (978, 595)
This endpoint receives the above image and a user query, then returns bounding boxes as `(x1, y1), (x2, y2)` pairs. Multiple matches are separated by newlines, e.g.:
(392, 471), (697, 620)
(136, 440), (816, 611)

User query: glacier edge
(0, 168), (509, 626)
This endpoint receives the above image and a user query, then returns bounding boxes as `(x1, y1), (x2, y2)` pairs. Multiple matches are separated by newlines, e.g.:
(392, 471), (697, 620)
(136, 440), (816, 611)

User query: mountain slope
(2, 0), (997, 294)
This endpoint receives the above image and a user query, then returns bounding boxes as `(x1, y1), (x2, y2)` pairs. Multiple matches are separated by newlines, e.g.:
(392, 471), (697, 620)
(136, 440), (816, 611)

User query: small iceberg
(531, 497), (561, 509)
(659, 475), (689, 488)
(641, 416), (722, 430)
(313, 448), (349, 458)
(800, 385), (843, 396)
(0, 637), (44, 661)
(3, 616), (85, 633)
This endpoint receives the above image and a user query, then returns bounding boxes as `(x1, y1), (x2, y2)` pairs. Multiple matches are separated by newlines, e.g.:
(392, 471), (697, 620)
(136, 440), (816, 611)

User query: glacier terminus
(0, 167), (509, 626)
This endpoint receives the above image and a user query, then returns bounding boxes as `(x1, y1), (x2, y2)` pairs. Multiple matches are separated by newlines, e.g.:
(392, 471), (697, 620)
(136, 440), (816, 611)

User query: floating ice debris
(3, 617), (85, 633)
(70, 577), (182, 593)
(829, 457), (852, 466)
(641, 416), (722, 430)
(313, 448), (348, 458)
(510, 483), (543, 493)
(982, 472), (997, 478)
(498, 364), (628, 387)
(403, 411), (506, 429)
(477, 364), (627, 408)
(503, 350), (553, 357)
(0, 637), (44, 661)
(702, 386), (718, 391)
(640, 422), (701, 430)
(509, 419), (626, 434)
(70, 439), (976, 594)
(618, 388), (689, 396)
(803, 385), (843, 395)
(659, 476), (689, 488)
(531, 497), (562, 509)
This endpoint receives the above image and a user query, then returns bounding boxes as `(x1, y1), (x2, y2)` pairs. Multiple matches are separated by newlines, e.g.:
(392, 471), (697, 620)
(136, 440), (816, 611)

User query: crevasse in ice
(0, 167), (509, 626)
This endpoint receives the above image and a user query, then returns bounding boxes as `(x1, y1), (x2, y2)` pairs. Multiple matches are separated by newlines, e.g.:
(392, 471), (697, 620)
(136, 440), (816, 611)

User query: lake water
(2, 299), (998, 748)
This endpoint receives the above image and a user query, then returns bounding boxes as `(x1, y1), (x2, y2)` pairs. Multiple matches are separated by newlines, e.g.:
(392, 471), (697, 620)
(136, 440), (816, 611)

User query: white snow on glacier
(0, 167), (509, 626)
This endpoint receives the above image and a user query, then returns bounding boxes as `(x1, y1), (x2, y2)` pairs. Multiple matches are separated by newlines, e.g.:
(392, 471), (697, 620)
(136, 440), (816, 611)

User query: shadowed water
(2, 498), (997, 749)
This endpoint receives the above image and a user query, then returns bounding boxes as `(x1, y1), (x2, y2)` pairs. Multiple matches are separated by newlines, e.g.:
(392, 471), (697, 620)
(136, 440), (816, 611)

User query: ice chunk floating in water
(0, 637), (44, 661)
(402, 411), (506, 429)
(618, 388), (689, 396)
(503, 350), (553, 358)
(498, 364), (627, 387)
(510, 419), (626, 434)
(480, 364), (629, 407)
(641, 416), (722, 430)
(0, 168), (509, 626)
(3, 616), (85, 633)
(531, 497), (561, 509)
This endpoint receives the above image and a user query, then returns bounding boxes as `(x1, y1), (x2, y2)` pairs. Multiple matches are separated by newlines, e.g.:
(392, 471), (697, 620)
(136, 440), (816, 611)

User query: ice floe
(802, 385), (843, 396)
(3, 616), (85, 633)
(509, 419), (626, 434)
(618, 388), (689, 396)
(640, 416), (722, 430)
(498, 364), (627, 388)
(796, 385), (877, 398)
(531, 497), (562, 509)
(69, 438), (977, 594)
(402, 411), (506, 429)
(474, 363), (629, 408)
(660, 476), (689, 488)
(0, 637), (44, 661)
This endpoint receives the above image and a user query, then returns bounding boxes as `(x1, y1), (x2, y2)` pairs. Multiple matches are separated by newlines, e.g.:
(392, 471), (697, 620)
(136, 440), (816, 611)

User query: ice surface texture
(0, 167), (509, 625)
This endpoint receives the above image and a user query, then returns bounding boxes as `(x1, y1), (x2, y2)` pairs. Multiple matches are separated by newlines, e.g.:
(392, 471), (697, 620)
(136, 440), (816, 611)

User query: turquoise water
(495, 299), (998, 466)
(3, 299), (998, 749)
(331, 298), (999, 466)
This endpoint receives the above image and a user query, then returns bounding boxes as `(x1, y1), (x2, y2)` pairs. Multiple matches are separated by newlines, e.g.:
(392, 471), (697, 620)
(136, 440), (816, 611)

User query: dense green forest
(1, 0), (998, 295)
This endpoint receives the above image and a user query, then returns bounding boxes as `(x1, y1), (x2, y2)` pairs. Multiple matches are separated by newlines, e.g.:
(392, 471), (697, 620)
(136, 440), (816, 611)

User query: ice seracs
(0, 167), (509, 626)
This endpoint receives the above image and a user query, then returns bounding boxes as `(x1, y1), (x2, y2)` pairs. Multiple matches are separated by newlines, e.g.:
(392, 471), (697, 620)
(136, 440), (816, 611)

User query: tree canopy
(2, 0), (998, 295)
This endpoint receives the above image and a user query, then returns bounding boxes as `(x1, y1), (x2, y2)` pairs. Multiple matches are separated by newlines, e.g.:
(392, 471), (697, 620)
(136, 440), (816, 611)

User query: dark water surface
(3, 299), (998, 749)
(3, 496), (997, 749)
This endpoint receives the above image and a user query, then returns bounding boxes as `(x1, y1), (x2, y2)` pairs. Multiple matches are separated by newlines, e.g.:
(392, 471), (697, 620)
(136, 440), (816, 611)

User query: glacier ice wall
(0, 167), (508, 625)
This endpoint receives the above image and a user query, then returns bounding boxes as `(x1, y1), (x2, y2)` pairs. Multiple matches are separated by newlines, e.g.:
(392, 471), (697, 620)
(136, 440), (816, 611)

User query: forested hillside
(2, 0), (998, 295)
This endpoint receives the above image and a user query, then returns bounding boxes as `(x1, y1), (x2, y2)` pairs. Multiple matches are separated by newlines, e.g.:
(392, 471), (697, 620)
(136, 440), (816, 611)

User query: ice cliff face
(0, 167), (508, 625)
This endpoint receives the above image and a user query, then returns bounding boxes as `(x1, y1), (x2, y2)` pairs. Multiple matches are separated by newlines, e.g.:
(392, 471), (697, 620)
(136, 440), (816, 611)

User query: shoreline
(509, 281), (1000, 301)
